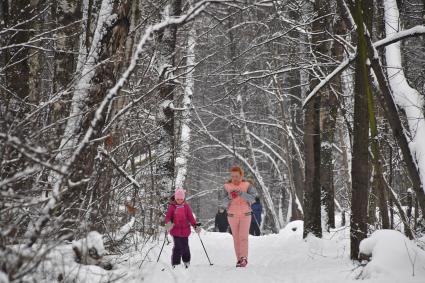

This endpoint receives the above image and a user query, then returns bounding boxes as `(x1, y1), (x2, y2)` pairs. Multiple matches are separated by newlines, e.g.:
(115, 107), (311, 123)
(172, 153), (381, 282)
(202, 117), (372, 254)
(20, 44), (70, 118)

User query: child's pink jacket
(165, 200), (197, 237)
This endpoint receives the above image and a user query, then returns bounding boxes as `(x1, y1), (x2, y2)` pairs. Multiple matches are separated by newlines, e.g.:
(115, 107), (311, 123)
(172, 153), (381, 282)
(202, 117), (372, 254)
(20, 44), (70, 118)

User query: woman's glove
(230, 190), (240, 199)
(165, 222), (173, 232)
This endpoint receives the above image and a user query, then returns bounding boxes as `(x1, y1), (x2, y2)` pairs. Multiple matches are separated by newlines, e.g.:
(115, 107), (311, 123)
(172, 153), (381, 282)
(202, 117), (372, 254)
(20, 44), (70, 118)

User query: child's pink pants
(228, 213), (251, 260)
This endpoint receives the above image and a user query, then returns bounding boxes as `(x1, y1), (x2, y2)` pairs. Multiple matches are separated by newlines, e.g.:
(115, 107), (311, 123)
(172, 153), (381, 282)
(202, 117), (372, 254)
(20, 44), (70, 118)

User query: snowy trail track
(144, 231), (353, 283)
(114, 222), (424, 283)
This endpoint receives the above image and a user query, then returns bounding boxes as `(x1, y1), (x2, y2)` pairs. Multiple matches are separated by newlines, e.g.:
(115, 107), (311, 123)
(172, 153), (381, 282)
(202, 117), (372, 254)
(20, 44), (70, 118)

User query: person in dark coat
(214, 207), (229, 232)
(250, 197), (262, 236)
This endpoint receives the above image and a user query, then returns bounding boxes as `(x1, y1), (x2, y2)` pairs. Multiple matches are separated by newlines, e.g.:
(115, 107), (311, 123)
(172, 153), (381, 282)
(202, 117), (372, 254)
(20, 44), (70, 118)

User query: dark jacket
(214, 210), (229, 232)
(251, 200), (262, 224)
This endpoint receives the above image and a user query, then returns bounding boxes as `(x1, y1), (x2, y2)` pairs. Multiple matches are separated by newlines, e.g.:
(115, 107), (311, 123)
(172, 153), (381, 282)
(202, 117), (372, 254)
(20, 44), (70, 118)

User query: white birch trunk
(175, 15), (196, 189)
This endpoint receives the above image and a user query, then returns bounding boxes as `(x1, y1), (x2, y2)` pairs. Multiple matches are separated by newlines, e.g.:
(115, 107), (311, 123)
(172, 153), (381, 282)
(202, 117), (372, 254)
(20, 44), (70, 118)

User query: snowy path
(144, 232), (352, 283)
(113, 222), (424, 283)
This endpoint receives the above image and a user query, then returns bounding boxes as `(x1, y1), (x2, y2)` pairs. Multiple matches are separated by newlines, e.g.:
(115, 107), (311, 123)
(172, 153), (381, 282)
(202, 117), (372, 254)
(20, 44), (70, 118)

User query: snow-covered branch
(384, 0), (425, 193)
(303, 53), (355, 107)
(303, 21), (425, 107)
(374, 25), (425, 48)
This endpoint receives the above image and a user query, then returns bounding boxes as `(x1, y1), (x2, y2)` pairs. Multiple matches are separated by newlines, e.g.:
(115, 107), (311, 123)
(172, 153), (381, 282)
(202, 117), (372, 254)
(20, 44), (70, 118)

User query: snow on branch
(374, 25), (425, 48)
(100, 149), (141, 189)
(384, 0), (425, 192)
(0, 133), (65, 175)
(0, 166), (40, 188)
(302, 53), (355, 108)
(302, 18), (425, 108)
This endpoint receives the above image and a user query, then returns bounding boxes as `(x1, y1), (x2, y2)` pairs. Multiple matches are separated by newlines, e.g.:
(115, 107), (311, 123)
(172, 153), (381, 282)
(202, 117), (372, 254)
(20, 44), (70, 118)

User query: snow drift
(359, 229), (425, 280)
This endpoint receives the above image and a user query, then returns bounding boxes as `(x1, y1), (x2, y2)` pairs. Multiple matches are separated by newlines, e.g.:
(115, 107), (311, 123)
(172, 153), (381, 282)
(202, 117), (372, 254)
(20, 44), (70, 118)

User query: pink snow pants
(228, 213), (251, 260)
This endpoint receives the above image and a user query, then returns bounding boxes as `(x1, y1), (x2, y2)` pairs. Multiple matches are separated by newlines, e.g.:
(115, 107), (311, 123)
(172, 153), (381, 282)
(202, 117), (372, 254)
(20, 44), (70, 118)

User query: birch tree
(175, 2), (196, 189)
(154, 0), (182, 196)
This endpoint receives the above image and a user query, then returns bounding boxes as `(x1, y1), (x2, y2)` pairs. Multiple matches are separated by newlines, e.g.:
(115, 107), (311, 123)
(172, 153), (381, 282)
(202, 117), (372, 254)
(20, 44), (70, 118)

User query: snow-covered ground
(139, 221), (425, 283)
(13, 221), (425, 283)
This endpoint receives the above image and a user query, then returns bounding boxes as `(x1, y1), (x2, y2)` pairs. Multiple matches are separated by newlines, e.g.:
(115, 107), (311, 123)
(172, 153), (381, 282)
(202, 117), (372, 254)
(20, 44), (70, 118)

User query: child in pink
(164, 188), (200, 268)
(222, 166), (257, 267)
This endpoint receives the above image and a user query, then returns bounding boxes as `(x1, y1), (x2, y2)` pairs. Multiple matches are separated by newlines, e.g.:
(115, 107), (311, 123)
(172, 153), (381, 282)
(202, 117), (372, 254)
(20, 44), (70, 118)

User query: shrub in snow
(359, 229), (425, 279)
(72, 231), (112, 270)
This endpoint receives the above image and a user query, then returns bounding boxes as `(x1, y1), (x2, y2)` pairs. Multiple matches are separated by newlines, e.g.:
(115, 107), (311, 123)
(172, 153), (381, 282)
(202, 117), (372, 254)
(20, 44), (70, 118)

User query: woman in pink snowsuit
(222, 166), (257, 267)
(164, 188), (200, 268)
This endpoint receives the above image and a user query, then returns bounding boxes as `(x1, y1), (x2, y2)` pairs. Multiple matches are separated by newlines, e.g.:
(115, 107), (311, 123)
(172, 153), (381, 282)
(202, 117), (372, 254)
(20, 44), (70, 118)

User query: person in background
(250, 197), (262, 236)
(214, 207), (229, 232)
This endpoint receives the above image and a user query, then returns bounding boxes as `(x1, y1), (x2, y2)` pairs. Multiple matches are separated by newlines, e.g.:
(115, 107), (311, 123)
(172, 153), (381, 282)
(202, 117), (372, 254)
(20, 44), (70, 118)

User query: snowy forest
(1, 0), (425, 282)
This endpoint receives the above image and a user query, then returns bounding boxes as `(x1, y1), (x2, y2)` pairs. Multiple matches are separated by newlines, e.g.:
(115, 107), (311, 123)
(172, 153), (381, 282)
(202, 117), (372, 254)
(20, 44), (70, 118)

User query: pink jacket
(165, 200), (197, 237)
(223, 181), (257, 215)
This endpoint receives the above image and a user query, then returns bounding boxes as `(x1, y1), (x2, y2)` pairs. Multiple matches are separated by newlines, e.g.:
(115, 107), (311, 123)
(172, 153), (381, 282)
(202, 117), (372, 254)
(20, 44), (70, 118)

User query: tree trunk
(55, 0), (82, 93)
(303, 90), (322, 238)
(154, 0), (182, 196)
(366, 1), (390, 230)
(288, 7), (305, 217)
(303, 0), (333, 239)
(175, 8), (195, 189)
(52, 0), (131, 234)
(389, 146), (394, 229)
(320, 7), (348, 230)
(3, 1), (32, 101)
(350, 0), (372, 260)
(320, 92), (337, 231)
(367, 93), (390, 229)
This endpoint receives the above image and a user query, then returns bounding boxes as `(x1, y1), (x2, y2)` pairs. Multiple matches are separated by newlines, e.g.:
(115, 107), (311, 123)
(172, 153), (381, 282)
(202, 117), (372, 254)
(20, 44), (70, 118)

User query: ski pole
(157, 231), (168, 262)
(197, 233), (214, 266)
(195, 223), (213, 265)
